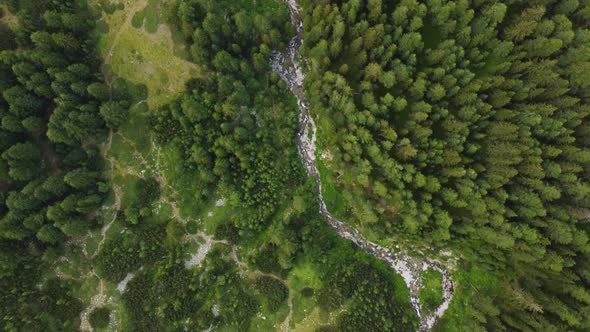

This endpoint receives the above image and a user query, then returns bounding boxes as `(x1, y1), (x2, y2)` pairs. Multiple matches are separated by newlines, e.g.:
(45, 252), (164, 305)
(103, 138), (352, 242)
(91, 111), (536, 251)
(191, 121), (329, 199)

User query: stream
(271, 0), (455, 331)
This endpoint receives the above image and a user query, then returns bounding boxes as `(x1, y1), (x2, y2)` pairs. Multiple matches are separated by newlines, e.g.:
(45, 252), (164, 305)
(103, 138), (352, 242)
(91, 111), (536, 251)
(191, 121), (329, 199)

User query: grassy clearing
(76, 277), (101, 306)
(291, 297), (351, 332)
(289, 261), (327, 328)
(200, 197), (235, 234)
(249, 304), (289, 332)
(55, 244), (93, 280)
(153, 144), (200, 212)
(107, 27), (199, 107)
(143, 0), (159, 33)
(317, 159), (346, 216)
(94, 0), (200, 108)
(291, 306), (344, 332)
(421, 268), (444, 315)
(211, 0), (283, 16)
(434, 266), (499, 332)
(84, 234), (100, 258)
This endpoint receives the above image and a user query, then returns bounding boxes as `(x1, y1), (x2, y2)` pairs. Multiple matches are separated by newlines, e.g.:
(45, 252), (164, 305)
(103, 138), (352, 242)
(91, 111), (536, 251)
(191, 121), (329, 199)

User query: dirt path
(93, 129), (123, 259)
(77, 129), (124, 332)
(93, 185), (121, 259)
(184, 232), (228, 268)
(80, 280), (107, 332)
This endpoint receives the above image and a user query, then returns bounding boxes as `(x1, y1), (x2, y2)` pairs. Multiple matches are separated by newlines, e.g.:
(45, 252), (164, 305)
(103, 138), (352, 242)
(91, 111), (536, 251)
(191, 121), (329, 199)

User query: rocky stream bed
(271, 0), (456, 330)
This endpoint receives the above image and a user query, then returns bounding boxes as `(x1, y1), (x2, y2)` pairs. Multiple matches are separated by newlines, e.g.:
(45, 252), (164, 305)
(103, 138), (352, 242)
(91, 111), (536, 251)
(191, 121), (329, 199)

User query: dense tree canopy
(151, 0), (418, 330)
(0, 0), (122, 329)
(153, 0), (302, 231)
(299, 0), (590, 330)
(4, 0), (590, 330)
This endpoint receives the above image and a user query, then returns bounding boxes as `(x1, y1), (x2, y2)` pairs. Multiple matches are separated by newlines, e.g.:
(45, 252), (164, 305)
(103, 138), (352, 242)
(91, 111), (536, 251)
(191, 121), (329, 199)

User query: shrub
(131, 9), (145, 29)
(254, 277), (288, 312)
(89, 307), (111, 329)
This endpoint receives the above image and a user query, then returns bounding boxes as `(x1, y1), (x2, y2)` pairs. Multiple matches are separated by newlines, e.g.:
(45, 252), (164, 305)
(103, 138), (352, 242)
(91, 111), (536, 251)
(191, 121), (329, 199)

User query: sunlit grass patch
(201, 198), (236, 234)
(108, 29), (199, 107)
(55, 244), (93, 280)
(434, 266), (499, 331)
(94, 0), (200, 108)
(289, 261), (328, 330)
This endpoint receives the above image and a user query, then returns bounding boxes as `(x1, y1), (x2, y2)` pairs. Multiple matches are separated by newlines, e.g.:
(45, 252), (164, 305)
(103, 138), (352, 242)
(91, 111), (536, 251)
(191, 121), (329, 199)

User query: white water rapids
(271, 0), (455, 330)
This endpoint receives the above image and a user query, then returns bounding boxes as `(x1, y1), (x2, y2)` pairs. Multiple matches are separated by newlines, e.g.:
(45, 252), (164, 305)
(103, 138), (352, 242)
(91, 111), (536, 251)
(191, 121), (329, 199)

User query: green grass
(96, 0), (201, 108)
(108, 133), (143, 174)
(85, 234), (100, 258)
(116, 174), (142, 207)
(119, 102), (151, 153)
(317, 159), (346, 216)
(433, 265), (500, 331)
(293, 301), (350, 332)
(131, 9), (145, 29)
(159, 72), (169, 84)
(166, 23), (191, 60)
(155, 144), (205, 213)
(76, 277), (101, 306)
(201, 199), (236, 234)
(421, 268), (444, 315)
(248, 314), (287, 332)
(248, 288), (290, 331)
(143, 1), (159, 33)
(56, 246), (92, 278)
(211, 0), (283, 16)
(48, 2), (208, 330)
(289, 260), (328, 328)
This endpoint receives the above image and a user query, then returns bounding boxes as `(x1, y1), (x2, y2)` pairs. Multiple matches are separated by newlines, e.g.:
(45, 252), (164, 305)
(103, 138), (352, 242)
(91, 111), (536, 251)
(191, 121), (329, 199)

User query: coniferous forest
(1, 0), (590, 331)
(300, 0), (590, 330)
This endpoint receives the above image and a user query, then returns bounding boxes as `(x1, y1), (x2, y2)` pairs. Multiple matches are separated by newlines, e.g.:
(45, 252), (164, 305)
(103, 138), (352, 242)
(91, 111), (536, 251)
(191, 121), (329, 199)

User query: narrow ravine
(272, 1), (455, 331)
